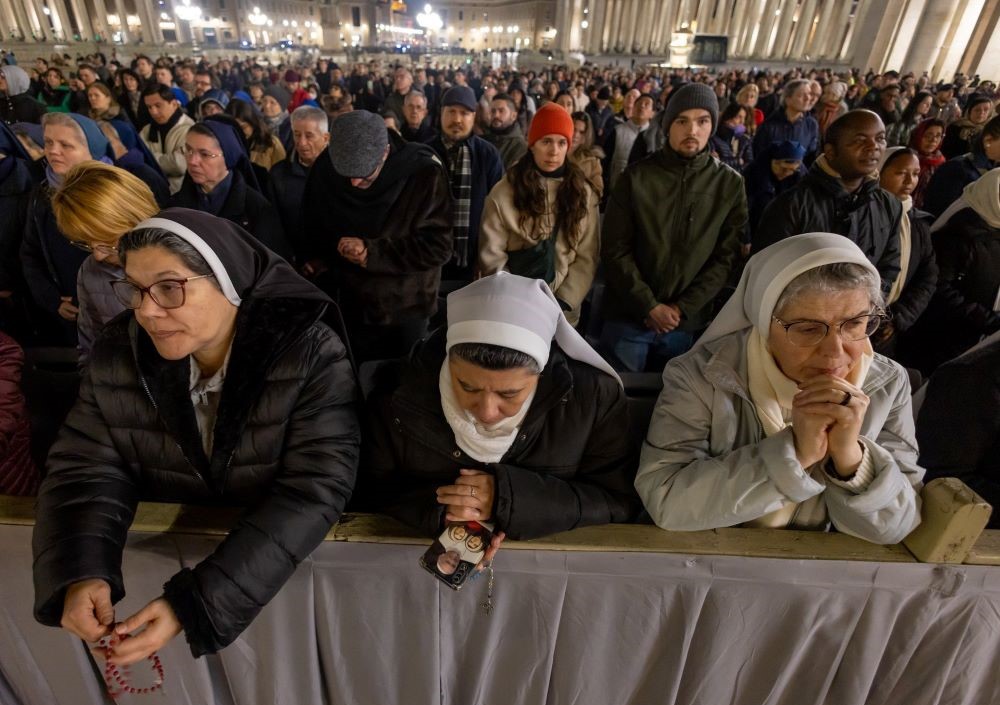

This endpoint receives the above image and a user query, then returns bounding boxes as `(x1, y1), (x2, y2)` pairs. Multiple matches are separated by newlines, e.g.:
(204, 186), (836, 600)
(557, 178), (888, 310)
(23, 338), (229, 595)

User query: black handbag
(505, 218), (558, 284)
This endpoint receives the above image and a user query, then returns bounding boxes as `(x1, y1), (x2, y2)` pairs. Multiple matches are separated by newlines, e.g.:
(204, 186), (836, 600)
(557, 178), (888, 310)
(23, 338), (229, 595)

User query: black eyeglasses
(771, 311), (886, 347)
(110, 275), (215, 310)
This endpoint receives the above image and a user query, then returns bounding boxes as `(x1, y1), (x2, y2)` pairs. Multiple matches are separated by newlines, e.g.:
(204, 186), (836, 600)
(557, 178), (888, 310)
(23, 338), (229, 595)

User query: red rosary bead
(97, 633), (166, 700)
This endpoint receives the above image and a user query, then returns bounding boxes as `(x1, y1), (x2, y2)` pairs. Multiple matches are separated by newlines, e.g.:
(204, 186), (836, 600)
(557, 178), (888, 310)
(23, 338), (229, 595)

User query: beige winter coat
(479, 174), (600, 325)
(140, 112), (195, 194)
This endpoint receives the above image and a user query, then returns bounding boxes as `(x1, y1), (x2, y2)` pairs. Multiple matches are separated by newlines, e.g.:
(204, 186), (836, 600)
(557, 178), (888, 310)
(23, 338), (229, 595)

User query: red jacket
(0, 333), (37, 495)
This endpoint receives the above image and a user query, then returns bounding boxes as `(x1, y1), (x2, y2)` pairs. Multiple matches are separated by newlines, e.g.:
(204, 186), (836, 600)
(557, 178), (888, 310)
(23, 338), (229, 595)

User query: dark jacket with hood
(20, 181), (89, 314)
(0, 124), (36, 294)
(754, 160), (903, 297)
(889, 207), (938, 333)
(32, 208), (361, 658)
(303, 132), (455, 325)
(358, 329), (640, 539)
(265, 153), (311, 262)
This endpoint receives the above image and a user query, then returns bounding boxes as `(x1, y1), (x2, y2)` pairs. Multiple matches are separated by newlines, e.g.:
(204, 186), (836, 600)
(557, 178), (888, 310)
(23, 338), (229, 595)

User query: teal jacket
(601, 146), (747, 331)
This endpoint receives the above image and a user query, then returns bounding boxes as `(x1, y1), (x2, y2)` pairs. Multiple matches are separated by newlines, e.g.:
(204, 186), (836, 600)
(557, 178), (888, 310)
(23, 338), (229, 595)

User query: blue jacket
(752, 111), (819, 164)
(427, 134), (503, 282)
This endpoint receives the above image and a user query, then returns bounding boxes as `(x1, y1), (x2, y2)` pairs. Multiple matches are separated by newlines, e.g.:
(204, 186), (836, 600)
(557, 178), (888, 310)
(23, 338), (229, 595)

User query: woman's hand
(57, 296), (79, 321)
(61, 578), (115, 642)
(105, 598), (182, 667)
(794, 375), (868, 476)
(437, 468), (495, 522)
(477, 531), (506, 571)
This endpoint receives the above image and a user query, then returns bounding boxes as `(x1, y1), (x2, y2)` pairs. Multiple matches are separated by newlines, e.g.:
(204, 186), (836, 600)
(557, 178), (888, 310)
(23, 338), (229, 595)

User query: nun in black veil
(32, 207), (360, 663)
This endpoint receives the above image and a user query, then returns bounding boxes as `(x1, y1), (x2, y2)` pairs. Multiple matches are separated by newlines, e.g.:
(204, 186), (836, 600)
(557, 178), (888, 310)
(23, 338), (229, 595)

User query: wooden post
(904, 477), (993, 564)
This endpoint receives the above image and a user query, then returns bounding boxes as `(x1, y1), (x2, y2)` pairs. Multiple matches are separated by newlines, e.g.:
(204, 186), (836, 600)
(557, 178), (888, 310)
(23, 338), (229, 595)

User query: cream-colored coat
(139, 112), (195, 194)
(479, 174), (600, 325)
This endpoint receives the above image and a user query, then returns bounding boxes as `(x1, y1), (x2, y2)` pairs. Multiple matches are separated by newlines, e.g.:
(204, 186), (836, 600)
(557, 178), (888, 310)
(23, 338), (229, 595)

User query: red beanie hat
(527, 103), (575, 146)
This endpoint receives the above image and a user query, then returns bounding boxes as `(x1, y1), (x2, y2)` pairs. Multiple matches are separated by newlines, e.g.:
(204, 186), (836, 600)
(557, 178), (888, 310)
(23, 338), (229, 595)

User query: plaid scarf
(445, 140), (473, 268)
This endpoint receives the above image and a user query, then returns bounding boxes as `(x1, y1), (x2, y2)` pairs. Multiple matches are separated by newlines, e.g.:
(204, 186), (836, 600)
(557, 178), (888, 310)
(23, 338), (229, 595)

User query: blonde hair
(52, 162), (159, 244)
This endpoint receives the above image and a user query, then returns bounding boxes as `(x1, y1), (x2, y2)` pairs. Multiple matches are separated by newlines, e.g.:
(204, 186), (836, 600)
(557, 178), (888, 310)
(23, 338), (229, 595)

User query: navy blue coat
(752, 111), (820, 164)
(923, 151), (997, 217)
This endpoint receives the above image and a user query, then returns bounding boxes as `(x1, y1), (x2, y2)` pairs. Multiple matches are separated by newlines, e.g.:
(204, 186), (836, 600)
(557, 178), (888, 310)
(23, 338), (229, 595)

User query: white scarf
(931, 167), (1000, 233)
(887, 196), (913, 305)
(438, 361), (535, 464)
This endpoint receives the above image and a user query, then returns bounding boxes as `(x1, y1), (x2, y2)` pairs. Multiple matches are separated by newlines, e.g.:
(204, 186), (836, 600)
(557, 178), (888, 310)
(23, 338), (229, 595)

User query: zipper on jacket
(137, 369), (207, 485)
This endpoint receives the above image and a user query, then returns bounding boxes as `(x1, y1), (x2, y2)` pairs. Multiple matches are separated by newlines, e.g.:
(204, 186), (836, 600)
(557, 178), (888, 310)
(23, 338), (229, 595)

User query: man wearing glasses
(302, 110), (453, 363)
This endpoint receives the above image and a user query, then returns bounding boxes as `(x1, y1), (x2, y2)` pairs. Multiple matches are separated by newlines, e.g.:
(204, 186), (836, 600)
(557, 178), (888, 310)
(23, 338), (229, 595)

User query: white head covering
(0, 66), (30, 96)
(877, 145), (907, 173)
(446, 272), (621, 386)
(696, 233), (881, 349)
(931, 168), (1000, 233)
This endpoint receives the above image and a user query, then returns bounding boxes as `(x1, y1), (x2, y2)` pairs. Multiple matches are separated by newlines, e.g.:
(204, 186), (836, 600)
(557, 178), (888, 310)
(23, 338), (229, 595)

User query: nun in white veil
(359, 272), (641, 544)
(635, 233), (924, 544)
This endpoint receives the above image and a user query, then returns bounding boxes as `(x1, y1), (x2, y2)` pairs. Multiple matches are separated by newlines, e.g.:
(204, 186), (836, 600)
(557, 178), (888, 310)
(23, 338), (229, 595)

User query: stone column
(89, 0), (112, 41)
(587, 0), (605, 53)
(902, 0), (963, 76)
(695, 0), (712, 33)
(635, 0), (655, 52)
(789, 0), (818, 59)
(712, 0), (732, 35)
(934, 0), (984, 81)
(734, 0), (764, 56)
(113, 0), (132, 43)
(656, 0), (678, 51)
(553, 0), (567, 51)
(67, 0), (93, 39)
(147, 0), (164, 43)
(621, 0), (639, 52)
(598, 0), (616, 52)
(0, 3), (11, 41)
(10, 0), (35, 40)
(29, 0), (53, 40)
(771, 0), (798, 58)
(821, 0), (854, 60)
(607, 0), (623, 51)
(750, 0), (780, 57)
(726, 0), (749, 55)
(809, 0), (836, 58)
(49, 0), (74, 40)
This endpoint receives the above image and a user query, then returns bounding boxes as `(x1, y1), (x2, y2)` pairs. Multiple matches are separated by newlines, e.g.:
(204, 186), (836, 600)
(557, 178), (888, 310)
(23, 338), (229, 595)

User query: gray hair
(404, 90), (427, 108)
(41, 112), (87, 146)
(781, 79), (812, 106)
(118, 228), (218, 292)
(774, 263), (883, 317)
(290, 105), (329, 133)
(449, 343), (542, 375)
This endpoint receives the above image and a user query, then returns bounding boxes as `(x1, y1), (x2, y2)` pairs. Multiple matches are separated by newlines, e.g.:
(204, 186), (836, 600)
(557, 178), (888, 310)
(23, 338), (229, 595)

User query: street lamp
(248, 6), (267, 25)
(174, 0), (201, 21)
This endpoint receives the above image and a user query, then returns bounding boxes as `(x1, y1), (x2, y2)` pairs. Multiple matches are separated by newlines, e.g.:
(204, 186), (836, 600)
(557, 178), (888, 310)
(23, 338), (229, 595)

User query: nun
(170, 117), (291, 260)
(635, 233), (924, 544)
(360, 272), (640, 542)
(20, 113), (120, 342)
(32, 208), (360, 663)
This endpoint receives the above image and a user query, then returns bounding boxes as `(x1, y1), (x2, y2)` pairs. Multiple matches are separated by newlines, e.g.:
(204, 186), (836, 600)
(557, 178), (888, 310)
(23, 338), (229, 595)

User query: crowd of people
(0, 49), (998, 666)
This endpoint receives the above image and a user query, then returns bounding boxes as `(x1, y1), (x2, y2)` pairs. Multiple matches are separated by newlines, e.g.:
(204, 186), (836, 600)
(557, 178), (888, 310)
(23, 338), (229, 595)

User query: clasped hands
(645, 303), (682, 334)
(338, 237), (368, 268)
(436, 468), (505, 567)
(61, 579), (181, 667)
(791, 374), (870, 478)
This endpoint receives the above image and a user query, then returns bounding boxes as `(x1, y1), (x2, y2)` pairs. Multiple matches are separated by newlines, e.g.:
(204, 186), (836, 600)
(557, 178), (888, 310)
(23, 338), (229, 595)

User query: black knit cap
(662, 83), (719, 136)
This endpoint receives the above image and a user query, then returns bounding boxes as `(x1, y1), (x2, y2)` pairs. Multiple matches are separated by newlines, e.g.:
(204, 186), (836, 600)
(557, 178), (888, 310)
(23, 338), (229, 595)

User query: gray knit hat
(662, 83), (719, 136)
(328, 110), (389, 178)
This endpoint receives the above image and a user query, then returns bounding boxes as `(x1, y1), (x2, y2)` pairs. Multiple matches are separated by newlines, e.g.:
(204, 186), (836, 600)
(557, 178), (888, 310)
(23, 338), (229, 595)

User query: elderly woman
(815, 81), (849, 141)
(636, 233), (924, 543)
(360, 272), (640, 541)
(940, 95), (994, 159)
(50, 162), (160, 365)
(170, 118), (290, 260)
(33, 208), (360, 663)
(479, 104), (600, 326)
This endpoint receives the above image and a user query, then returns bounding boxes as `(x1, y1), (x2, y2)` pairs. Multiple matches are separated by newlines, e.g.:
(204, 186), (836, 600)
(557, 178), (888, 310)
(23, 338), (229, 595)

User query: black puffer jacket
(357, 330), (641, 539)
(755, 162), (903, 296)
(33, 210), (360, 657)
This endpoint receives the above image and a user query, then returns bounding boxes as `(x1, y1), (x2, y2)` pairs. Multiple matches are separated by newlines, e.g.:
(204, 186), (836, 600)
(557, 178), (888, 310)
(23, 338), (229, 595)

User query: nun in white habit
(360, 272), (641, 543)
(635, 233), (924, 544)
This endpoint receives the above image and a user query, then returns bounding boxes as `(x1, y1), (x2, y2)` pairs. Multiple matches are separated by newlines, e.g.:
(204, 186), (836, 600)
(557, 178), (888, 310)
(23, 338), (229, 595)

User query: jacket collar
(655, 145), (711, 170)
(130, 296), (326, 491)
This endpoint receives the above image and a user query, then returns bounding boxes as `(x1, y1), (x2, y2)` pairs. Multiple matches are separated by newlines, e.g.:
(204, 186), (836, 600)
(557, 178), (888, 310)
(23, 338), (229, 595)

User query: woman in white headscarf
(360, 272), (640, 543)
(636, 233), (924, 544)
(906, 168), (1000, 373)
(0, 65), (46, 124)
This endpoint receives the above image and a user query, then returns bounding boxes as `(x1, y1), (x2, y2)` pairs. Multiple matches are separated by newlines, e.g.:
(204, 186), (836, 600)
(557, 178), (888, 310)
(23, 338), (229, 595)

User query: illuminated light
(580, 20), (588, 28)
(174, 0), (201, 22)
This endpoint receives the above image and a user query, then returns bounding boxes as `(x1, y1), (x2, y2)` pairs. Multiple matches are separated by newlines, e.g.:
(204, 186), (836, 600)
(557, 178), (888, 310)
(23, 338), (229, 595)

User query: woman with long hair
(479, 104), (599, 326)
(227, 97), (286, 171)
(734, 83), (763, 136)
(569, 110), (605, 200)
(86, 81), (123, 123)
(888, 90), (933, 147)
(906, 118), (946, 209)
(940, 95), (994, 159)
(115, 68), (146, 128)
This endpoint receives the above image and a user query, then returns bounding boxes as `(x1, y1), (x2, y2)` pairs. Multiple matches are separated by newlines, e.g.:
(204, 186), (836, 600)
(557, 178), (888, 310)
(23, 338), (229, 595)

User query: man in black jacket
(303, 110), (454, 362)
(755, 110), (902, 297)
(427, 86), (503, 285)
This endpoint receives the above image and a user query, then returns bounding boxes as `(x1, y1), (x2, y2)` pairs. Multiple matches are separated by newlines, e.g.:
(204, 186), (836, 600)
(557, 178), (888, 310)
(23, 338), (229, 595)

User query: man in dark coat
(303, 110), (454, 362)
(427, 86), (503, 285)
(601, 83), (747, 372)
(585, 85), (615, 145)
(755, 110), (903, 298)
(267, 106), (329, 264)
(32, 208), (360, 659)
(482, 93), (528, 170)
(399, 90), (437, 144)
(0, 123), (36, 336)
